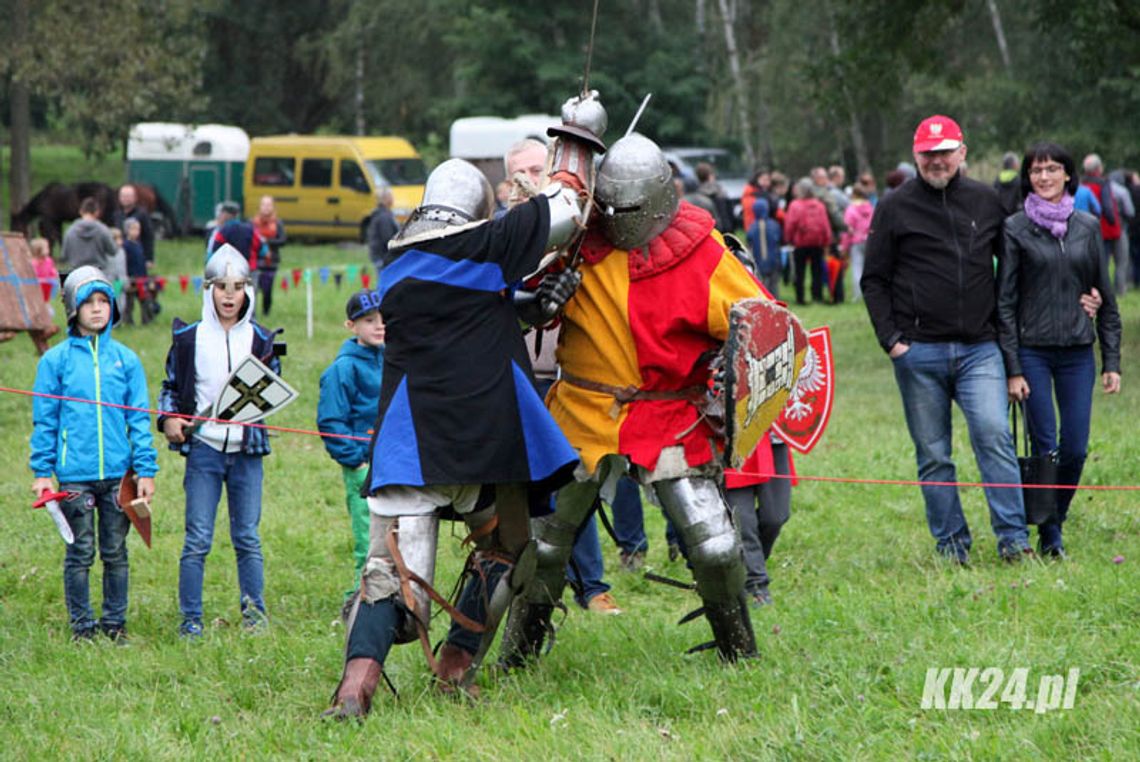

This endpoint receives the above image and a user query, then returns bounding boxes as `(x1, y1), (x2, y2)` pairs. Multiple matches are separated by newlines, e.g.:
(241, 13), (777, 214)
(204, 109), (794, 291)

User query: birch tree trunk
(825, 1), (870, 172)
(8, 0), (33, 217)
(986, 0), (1013, 73)
(715, 0), (756, 168)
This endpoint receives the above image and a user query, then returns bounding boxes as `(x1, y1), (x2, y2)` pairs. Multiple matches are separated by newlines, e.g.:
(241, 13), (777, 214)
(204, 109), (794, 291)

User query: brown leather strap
(560, 370), (705, 404)
(461, 513), (498, 548)
(386, 523), (438, 672)
(386, 522), (487, 676)
(387, 523), (485, 634)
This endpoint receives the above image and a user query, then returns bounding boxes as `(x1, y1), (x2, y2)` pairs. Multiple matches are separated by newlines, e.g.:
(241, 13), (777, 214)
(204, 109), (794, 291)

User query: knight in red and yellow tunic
(549, 201), (762, 475)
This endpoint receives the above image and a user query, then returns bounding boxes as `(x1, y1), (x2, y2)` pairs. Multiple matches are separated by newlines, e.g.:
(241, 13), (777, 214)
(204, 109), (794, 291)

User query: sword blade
(624, 93), (653, 138)
(581, 0), (601, 94)
(45, 501), (74, 545)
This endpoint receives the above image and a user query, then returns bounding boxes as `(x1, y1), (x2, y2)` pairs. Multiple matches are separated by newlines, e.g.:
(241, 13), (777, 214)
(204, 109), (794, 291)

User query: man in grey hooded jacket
(61, 197), (116, 275)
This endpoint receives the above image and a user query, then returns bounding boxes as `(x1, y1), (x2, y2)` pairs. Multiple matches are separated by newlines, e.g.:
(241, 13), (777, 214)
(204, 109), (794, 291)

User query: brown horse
(10, 182), (118, 250)
(9, 181), (177, 250)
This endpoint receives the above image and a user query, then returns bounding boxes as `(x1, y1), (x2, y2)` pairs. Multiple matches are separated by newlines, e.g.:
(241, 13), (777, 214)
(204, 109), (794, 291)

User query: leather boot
(434, 643), (479, 697)
(704, 596), (759, 662)
(321, 658), (383, 720)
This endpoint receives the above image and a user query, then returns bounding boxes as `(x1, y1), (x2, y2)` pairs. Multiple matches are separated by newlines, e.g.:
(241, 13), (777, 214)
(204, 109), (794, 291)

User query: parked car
(663, 146), (750, 228)
(243, 135), (427, 241)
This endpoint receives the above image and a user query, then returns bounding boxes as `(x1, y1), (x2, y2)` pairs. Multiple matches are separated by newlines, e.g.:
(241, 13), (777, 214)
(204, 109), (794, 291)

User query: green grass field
(0, 238), (1137, 760)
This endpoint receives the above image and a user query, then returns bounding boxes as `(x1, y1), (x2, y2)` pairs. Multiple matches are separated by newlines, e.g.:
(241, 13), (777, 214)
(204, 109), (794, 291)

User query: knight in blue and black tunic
(369, 193), (576, 492)
(325, 157), (592, 717)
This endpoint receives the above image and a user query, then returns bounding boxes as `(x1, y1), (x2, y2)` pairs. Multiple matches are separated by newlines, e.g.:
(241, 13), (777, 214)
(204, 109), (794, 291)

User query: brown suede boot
(433, 643), (479, 698)
(321, 658), (383, 720)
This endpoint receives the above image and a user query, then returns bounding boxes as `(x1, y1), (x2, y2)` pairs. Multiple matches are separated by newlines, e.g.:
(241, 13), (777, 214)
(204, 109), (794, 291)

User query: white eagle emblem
(784, 345), (826, 421)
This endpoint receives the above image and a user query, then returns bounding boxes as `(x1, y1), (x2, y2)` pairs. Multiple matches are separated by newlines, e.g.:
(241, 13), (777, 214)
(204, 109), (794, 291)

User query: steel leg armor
(653, 477), (757, 661)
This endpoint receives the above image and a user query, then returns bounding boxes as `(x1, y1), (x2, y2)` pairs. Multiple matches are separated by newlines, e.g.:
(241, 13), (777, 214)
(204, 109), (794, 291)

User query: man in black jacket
(366, 187), (399, 281)
(860, 114), (1031, 564)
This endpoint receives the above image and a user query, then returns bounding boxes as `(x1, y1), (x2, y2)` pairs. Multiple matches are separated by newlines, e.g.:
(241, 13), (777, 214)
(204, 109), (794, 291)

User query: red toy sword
(33, 490), (75, 545)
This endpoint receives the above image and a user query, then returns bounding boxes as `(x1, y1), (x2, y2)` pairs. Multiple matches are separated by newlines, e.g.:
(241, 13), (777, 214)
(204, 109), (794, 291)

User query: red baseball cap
(913, 115), (964, 152)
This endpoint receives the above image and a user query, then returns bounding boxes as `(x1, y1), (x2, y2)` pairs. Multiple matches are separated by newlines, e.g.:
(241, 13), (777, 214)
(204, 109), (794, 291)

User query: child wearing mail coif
(157, 244), (284, 639)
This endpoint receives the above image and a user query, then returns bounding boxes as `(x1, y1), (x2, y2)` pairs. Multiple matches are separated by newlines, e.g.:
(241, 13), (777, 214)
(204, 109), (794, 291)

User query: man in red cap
(859, 114), (1034, 564)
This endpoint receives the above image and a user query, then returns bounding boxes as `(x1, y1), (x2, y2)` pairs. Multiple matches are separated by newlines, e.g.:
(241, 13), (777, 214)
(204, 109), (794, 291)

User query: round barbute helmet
(205, 243), (251, 283)
(594, 133), (678, 250)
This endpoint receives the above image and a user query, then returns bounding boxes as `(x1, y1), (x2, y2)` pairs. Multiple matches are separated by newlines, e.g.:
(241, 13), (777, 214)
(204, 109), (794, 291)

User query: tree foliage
(10, 0), (206, 156)
(4, 0), (1140, 181)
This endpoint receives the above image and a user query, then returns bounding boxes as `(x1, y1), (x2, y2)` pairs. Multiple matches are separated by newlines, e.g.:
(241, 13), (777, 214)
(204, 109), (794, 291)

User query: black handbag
(1010, 400), (1059, 526)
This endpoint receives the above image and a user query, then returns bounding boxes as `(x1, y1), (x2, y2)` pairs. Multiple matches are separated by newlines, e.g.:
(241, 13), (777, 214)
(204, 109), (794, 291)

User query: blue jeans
(179, 442), (266, 625)
(567, 512), (610, 607)
(59, 479), (131, 633)
(610, 475), (649, 554)
(892, 341), (1029, 557)
(1019, 345), (1096, 552)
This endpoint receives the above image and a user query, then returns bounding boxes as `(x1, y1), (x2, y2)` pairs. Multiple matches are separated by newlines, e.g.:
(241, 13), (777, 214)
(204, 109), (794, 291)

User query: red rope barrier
(727, 471), (1140, 492)
(0, 385), (370, 442)
(5, 384), (1138, 490)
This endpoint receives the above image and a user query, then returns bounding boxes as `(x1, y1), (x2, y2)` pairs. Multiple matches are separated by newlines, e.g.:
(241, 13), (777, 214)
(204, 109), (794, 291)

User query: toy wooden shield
(117, 470), (152, 549)
(772, 326), (835, 454)
(212, 355), (298, 424)
(723, 298), (808, 468)
(0, 234), (58, 353)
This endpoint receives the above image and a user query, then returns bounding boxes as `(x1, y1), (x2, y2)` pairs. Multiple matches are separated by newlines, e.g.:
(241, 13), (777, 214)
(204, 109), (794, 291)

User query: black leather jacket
(862, 173), (1005, 352)
(997, 209), (1122, 375)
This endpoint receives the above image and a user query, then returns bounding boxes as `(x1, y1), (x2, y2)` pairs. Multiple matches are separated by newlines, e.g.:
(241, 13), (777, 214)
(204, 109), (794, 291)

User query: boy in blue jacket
(317, 290), (385, 590)
(30, 266), (159, 641)
(157, 245), (282, 638)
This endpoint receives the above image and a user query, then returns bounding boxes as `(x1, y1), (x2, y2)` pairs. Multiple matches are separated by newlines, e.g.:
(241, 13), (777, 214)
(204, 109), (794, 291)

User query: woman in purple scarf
(996, 142), (1123, 558)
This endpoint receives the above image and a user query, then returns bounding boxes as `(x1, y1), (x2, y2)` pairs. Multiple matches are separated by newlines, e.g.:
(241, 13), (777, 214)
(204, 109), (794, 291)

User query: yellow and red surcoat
(549, 202), (762, 475)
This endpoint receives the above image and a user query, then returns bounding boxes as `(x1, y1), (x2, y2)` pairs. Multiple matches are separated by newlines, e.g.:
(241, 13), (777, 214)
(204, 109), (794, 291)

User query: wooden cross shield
(723, 298), (808, 468)
(212, 355), (298, 424)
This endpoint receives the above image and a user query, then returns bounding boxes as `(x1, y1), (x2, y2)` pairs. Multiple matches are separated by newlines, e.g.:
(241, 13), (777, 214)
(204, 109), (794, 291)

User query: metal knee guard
(525, 479), (600, 606)
(653, 477), (746, 604)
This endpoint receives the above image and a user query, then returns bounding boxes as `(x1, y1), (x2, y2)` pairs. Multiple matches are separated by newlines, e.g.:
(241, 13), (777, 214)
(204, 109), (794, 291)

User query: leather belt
(560, 370), (705, 403)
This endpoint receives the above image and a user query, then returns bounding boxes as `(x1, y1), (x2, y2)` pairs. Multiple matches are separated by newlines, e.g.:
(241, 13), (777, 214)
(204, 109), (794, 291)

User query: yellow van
(243, 135), (426, 240)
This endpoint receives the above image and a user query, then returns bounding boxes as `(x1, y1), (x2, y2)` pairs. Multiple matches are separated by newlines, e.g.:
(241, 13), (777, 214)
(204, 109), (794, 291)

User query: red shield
(772, 326), (834, 453)
(723, 298), (808, 468)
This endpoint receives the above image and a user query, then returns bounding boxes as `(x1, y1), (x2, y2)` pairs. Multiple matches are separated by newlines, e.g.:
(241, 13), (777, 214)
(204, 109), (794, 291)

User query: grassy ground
(0, 238), (1137, 760)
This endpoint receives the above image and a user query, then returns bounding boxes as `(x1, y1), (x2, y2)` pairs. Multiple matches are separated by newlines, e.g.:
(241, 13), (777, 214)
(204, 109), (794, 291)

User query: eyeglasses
(1028, 164), (1065, 177)
(212, 280), (248, 294)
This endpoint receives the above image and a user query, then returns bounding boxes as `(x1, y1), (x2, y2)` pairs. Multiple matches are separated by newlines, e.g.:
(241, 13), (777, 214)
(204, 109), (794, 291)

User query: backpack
(1084, 177), (1121, 241)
